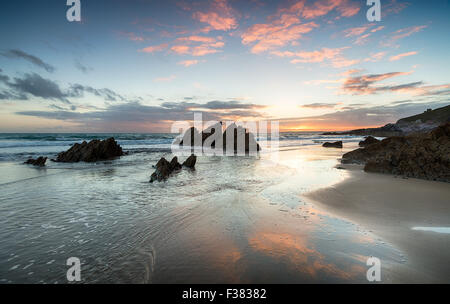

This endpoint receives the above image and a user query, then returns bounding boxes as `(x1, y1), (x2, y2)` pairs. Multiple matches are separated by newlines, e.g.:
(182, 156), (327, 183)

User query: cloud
(300, 103), (339, 109)
(364, 51), (387, 62)
(382, 0), (411, 17)
(117, 31), (145, 42)
(272, 47), (359, 68)
(153, 75), (176, 82)
(241, 0), (359, 54)
(296, 0), (361, 19)
(6, 73), (69, 103)
(279, 101), (450, 130)
(74, 59), (93, 74)
(192, 0), (238, 32)
(15, 100), (267, 131)
(384, 25), (427, 46)
(67, 84), (125, 102)
(1, 49), (55, 73)
(139, 43), (169, 53)
(389, 51), (417, 61)
(0, 70), (128, 103)
(341, 71), (416, 95)
(178, 59), (200, 67)
(242, 16), (318, 53)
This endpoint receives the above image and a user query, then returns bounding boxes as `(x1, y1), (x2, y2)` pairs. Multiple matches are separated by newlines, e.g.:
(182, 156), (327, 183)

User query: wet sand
(304, 165), (450, 283)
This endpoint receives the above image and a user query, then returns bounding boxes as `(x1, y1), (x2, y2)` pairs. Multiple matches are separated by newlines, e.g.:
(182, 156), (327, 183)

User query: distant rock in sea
(178, 123), (261, 153)
(359, 136), (380, 147)
(150, 155), (196, 183)
(342, 123), (450, 182)
(323, 141), (343, 148)
(24, 156), (47, 167)
(55, 137), (124, 163)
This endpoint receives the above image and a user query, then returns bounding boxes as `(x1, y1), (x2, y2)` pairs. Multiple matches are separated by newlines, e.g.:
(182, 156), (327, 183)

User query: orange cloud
(171, 45), (190, 54)
(389, 51), (418, 61)
(242, 20), (318, 54)
(192, 0), (237, 32)
(241, 0), (359, 54)
(299, 0), (361, 19)
(177, 60), (200, 67)
(272, 47), (359, 68)
(139, 43), (168, 53)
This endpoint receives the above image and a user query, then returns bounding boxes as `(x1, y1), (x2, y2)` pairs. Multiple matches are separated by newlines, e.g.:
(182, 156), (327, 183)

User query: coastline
(303, 165), (450, 283)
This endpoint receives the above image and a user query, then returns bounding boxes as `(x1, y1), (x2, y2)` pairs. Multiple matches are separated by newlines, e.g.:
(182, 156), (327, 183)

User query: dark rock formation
(150, 155), (196, 183)
(182, 154), (197, 169)
(150, 157), (172, 183)
(342, 123), (450, 182)
(178, 123), (261, 153)
(170, 156), (182, 171)
(322, 105), (450, 137)
(24, 156), (47, 167)
(55, 137), (123, 163)
(359, 136), (380, 147)
(323, 141), (343, 148)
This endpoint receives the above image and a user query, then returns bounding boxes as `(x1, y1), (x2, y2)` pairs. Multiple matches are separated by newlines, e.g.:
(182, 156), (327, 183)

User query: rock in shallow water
(24, 156), (47, 167)
(323, 141), (343, 148)
(150, 155), (195, 183)
(342, 123), (450, 182)
(55, 137), (124, 163)
(182, 154), (196, 169)
(359, 136), (380, 147)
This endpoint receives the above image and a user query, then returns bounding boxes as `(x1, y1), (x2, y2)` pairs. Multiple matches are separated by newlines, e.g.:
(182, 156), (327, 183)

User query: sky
(0, 0), (449, 132)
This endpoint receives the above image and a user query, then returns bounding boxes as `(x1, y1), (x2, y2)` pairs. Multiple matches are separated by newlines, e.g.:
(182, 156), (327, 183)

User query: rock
(150, 155), (197, 182)
(182, 154), (197, 169)
(169, 156), (182, 171)
(24, 156), (47, 166)
(342, 123), (450, 182)
(359, 136), (380, 147)
(178, 123), (261, 153)
(55, 137), (123, 163)
(323, 141), (343, 148)
(150, 157), (172, 183)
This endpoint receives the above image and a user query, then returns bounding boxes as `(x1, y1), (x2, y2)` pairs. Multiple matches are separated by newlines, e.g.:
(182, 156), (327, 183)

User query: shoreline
(303, 165), (450, 283)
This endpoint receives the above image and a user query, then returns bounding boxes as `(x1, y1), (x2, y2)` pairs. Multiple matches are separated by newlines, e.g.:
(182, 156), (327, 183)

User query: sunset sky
(0, 0), (449, 132)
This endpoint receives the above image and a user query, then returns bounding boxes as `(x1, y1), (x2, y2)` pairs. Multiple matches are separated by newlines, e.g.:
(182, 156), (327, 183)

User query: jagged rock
(150, 157), (172, 183)
(182, 154), (197, 169)
(342, 123), (450, 182)
(359, 136), (380, 147)
(150, 155), (197, 182)
(323, 141), (343, 148)
(24, 156), (47, 167)
(178, 123), (261, 153)
(55, 137), (123, 163)
(170, 156), (182, 171)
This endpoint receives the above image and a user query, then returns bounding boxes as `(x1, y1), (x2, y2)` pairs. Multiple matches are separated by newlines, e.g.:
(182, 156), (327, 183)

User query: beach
(304, 165), (450, 283)
(0, 133), (449, 283)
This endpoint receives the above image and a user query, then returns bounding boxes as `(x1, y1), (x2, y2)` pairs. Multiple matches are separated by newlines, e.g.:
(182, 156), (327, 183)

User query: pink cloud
(193, 0), (237, 32)
(241, 0), (359, 54)
(371, 25), (385, 33)
(389, 51), (418, 61)
(272, 47), (359, 68)
(293, 0), (361, 19)
(364, 51), (387, 62)
(139, 43), (169, 53)
(390, 25), (427, 42)
(171, 45), (191, 54)
(178, 60), (200, 67)
(242, 21), (318, 53)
